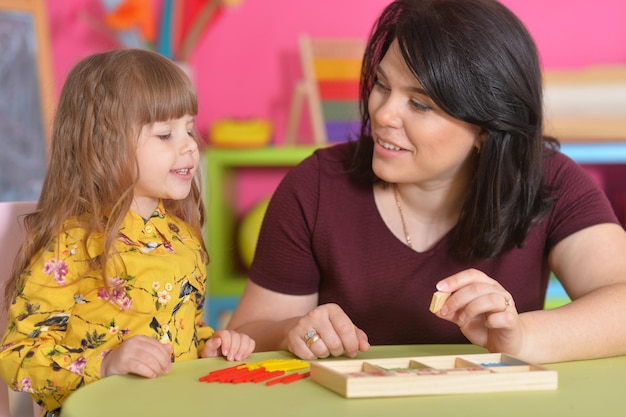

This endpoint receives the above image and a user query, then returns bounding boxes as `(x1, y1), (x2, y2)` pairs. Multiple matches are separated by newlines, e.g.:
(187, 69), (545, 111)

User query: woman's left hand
(432, 268), (525, 356)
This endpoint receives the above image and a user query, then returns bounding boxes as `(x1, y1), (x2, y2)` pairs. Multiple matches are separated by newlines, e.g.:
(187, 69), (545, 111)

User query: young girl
(0, 49), (255, 415)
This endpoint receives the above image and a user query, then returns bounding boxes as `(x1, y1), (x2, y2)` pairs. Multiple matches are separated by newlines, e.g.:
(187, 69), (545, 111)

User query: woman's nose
(372, 95), (402, 128)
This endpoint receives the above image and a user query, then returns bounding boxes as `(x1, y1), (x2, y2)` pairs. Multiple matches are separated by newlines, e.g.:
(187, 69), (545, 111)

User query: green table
(62, 345), (626, 417)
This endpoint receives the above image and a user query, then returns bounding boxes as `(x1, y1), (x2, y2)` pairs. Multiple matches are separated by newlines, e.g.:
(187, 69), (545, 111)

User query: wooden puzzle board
(310, 353), (557, 398)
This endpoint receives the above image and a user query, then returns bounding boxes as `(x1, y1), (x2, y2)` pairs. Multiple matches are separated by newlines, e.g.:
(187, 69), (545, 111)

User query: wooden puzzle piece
(429, 291), (450, 313)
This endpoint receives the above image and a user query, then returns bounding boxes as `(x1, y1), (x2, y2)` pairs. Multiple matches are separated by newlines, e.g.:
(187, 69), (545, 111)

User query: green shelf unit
(204, 146), (319, 298)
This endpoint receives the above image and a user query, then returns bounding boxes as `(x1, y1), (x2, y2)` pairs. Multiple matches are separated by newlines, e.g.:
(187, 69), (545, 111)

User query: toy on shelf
(310, 353), (557, 398)
(285, 35), (365, 144)
(237, 196), (270, 268)
(101, 0), (235, 61)
(210, 118), (273, 148)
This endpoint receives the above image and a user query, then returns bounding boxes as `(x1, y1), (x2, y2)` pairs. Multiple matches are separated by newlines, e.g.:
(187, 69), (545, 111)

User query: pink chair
(0, 201), (43, 417)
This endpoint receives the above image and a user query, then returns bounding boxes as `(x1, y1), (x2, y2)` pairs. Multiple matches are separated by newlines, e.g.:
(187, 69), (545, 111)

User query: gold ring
(303, 330), (317, 342)
(306, 334), (320, 348)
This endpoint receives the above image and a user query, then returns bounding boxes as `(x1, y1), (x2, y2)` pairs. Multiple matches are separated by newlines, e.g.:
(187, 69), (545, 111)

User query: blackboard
(0, 0), (53, 202)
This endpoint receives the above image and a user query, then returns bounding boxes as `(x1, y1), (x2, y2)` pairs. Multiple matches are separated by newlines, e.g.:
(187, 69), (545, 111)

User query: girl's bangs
(136, 64), (198, 124)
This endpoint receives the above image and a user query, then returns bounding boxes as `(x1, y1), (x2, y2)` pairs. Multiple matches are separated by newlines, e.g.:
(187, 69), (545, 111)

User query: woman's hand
(432, 268), (525, 356)
(101, 335), (173, 378)
(286, 303), (370, 360)
(201, 329), (255, 361)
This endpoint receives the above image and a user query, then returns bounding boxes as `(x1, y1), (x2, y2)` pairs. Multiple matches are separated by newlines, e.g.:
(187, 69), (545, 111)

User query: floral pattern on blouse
(0, 202), (213, 412)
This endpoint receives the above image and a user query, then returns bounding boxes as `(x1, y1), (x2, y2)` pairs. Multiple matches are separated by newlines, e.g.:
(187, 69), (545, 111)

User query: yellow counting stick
(246, 359), (309, 372)
(429, 291), (450, 313)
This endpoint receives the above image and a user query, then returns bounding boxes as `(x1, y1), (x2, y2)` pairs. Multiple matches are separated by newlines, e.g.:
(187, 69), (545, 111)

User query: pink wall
(48, 0), (626, 143)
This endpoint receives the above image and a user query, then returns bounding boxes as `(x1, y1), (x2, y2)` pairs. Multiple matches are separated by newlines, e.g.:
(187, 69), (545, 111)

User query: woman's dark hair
(351, 0), (558, 261)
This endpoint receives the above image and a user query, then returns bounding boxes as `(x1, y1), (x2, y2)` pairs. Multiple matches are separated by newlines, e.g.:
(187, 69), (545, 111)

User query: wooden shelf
(543, 65), (626, 142)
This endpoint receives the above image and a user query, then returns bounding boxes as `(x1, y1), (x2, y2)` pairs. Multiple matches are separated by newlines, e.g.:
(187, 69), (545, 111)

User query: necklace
(393, 184), (413, 248)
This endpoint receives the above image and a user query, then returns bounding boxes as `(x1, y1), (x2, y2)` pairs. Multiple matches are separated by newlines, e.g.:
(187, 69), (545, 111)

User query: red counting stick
(252, 370), (285, 383)
(283, 371), (311, 384)
(232, 367), (267, 384)
(199, 364), (248, 383)
(265, 371), (311, 386)
(199, 364), (245, 380)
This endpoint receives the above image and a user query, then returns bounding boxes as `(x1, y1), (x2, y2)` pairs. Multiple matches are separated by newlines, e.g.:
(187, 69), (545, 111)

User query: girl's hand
(100, 335), (172, 378)
(432, 268), (525, 356)
(286, 303), (370, 360)
(201, 330), (255, 361)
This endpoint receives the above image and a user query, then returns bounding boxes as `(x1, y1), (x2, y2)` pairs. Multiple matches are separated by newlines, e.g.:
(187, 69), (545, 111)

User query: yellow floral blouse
(0, 202), (214, 412)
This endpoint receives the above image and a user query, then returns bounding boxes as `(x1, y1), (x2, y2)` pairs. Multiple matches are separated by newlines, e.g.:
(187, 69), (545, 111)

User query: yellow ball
(238, 197), (270, 268)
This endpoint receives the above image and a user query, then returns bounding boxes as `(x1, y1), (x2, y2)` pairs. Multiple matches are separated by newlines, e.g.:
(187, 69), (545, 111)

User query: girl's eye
(157, 134), (171, 140)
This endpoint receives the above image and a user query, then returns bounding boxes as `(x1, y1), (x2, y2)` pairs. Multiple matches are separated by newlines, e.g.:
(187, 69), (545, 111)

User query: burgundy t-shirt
(250, 142), (618, 345)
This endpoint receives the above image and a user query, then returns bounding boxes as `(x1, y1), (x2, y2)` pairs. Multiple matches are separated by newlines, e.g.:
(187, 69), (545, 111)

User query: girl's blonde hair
(3, 48), (206, 308)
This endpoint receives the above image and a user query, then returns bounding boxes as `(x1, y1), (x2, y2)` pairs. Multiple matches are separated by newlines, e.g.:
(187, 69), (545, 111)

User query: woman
(228, 0), (626, 363)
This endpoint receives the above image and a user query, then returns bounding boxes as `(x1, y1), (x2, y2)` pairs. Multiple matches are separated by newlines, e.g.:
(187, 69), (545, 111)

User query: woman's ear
(475, 129), (488, 153)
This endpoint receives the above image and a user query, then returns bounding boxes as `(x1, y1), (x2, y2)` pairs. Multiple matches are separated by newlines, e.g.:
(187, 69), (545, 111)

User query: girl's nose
(181, 135), (198, 154)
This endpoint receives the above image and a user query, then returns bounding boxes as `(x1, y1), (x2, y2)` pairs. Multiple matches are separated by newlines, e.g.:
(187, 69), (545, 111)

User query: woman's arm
(227, 280), (369, 360)
(227, 280), (318, 352)
(519, 222), (626, 362)
(435, 222), (626, 363)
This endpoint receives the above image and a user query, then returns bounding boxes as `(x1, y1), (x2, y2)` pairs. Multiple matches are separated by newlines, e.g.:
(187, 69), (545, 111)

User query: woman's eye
(410, 100), (431, 111)
(157, 134), (171, 140)
(373, 78), (388, 90)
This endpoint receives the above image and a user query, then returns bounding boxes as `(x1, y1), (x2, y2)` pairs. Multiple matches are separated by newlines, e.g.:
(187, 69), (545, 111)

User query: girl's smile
(132, 115), (199, 219)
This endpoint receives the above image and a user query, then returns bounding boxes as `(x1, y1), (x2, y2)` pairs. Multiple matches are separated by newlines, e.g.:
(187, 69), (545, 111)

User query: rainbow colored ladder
(285, 36), (365, 144)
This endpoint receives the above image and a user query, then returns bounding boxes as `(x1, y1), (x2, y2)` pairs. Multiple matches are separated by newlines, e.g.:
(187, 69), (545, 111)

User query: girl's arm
(0, 234), (103, 411)
(193, 289), (215, 354)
